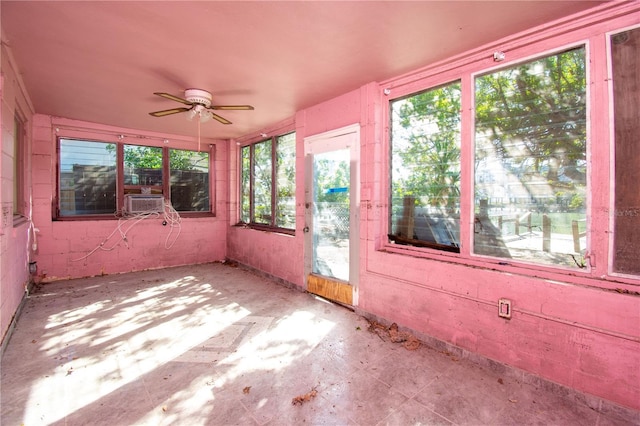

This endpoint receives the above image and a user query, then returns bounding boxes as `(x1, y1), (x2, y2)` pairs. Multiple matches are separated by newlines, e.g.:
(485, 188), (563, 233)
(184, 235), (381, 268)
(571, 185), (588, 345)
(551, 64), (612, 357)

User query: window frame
(55, 135), (215, 219)
(238, 131), (296, 234)
(381, 35), (616, 279)
(607, 23), (640, 279)
(388, 80), (462, 253)
(471, 44), (589, 270)
(13, 111), (27, 223)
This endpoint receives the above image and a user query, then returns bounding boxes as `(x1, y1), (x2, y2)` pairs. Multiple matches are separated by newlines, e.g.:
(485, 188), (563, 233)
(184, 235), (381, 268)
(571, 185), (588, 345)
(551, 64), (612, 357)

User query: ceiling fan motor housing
(184, 88), (212, 107)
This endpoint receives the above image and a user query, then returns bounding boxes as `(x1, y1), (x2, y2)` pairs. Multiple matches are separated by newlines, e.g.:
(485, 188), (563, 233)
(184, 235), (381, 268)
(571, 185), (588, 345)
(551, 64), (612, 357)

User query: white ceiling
(1, 1), (604, 140)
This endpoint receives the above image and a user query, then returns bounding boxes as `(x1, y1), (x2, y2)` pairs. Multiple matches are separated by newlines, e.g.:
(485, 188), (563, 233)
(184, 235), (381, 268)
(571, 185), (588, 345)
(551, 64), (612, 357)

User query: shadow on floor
(1, 262), (637, 425)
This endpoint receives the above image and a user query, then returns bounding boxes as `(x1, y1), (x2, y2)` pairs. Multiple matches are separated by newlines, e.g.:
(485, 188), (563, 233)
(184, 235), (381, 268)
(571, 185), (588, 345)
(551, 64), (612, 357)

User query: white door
(304, 124), (359, 305)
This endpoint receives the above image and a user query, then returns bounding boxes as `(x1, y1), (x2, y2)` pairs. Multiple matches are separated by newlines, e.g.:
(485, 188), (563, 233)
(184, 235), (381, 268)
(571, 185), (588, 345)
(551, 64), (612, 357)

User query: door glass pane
(59, 139), (116, 216)
(474, 47), (587, 268)
(313, 149), (350, 281)
(611, 27), (640, 275)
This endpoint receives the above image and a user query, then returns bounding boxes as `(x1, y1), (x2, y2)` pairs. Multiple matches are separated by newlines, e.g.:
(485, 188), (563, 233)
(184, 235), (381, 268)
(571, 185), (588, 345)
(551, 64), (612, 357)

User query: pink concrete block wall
(228, 228), (303, 286)
(227, 117), (305, 288)
(29, 116), (228, 282)
(1, 44), (34, 342)
(227, 7), (640, 412)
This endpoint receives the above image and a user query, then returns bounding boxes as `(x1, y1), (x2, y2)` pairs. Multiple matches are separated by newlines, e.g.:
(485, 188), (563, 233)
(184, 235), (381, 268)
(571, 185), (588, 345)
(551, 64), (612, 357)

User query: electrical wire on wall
(162, 199), (182, 249)
(72, 199), (182, 262)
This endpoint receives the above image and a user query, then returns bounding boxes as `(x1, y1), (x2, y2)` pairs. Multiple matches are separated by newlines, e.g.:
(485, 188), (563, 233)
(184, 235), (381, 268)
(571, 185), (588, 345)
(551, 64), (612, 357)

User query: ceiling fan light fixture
(200, 110), (213, 123)
(186, 108), (198, 121)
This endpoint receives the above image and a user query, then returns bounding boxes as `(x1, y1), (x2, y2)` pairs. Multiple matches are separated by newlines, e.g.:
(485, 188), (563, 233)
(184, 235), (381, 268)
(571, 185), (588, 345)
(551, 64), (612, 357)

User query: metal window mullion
(163, 146), (170, 201)
(250, 144), (255, 223)
(116, 143), (124, 215)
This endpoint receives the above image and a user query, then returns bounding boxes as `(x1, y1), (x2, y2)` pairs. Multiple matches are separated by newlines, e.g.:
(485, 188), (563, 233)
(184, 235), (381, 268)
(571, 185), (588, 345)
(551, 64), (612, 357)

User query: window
(60, 139), (117, 216)
(13, 113), (26, 219)
(170, 149), (210, 212)
(611, 27), (640, 275)
(387, 47), (590, 270)
(389, 82), (461, 252)
(240, 132), (296, 231)
(474, 47), (587, 268)
(58, 138), (211, 217)
(124, 145), (163, 190)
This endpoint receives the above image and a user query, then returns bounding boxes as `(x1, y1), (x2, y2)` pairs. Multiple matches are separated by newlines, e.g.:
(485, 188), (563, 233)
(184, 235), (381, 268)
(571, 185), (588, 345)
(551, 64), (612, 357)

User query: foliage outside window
(389, 82), (461, 252)
(474, 47), (587, 268)
(170, 149), (210, 212)
(240, 132), (296, 231)
(253, 139), (273, 224)
(611, 27), (640, 275)
(124, 145), (163, 190)
(58, 138), (211, 216)
(275, 132), (296, 228)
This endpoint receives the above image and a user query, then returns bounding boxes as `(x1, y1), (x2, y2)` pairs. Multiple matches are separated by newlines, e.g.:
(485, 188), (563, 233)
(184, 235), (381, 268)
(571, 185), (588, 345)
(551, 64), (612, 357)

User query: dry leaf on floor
(292, 387), (318, 405)
(403, 338), (421, 351)
(368, 320), (421, 350)
(243, 386), (251, 394)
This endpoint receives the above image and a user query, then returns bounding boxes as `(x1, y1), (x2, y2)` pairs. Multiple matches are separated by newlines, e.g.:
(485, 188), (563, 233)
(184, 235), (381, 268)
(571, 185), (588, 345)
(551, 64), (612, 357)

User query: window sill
(55, 211), (216, 221)
(380, 240), (640, 290)
(233, 222), (295, 236)
(387, 234), (460, 253)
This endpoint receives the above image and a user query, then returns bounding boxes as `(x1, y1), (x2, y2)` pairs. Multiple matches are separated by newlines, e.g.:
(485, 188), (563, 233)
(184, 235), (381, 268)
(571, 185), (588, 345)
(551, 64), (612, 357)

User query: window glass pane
(240, 146), (251, 222)
(276, 132), (296, 228)
(124, 145), (163, 193)
(253, 139), (272, 224)
(611, 28), (640, 275)
(474, 47), (587, 268)
(170, 149), (209, 212)
(390, 82), (461, 252)
(59, 139), (116, 215)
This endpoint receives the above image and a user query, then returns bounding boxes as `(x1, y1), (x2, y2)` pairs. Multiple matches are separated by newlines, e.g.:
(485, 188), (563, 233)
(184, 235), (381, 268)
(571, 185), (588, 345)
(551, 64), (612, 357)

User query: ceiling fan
(149, 88), (254, 124)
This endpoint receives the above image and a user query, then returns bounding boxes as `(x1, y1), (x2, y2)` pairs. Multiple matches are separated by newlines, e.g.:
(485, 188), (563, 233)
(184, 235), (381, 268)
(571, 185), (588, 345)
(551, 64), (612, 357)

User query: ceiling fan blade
(210, 112), (232, 125)
(153, 92), (192, 105)
(149, 107), (191, 117)
(210, 105), (254, 111)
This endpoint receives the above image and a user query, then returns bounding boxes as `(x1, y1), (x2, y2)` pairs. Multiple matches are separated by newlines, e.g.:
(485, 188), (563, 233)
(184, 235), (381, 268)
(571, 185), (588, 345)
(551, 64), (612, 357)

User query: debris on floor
(441, 350), (459, 361)
(292, 387), (318, 405)
(367, 320), (421, 350)
(243, 386), (251, 394)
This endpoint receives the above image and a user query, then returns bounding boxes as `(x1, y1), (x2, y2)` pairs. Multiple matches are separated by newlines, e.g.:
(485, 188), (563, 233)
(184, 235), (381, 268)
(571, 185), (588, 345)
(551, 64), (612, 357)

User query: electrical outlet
(498, 298), (512, 319)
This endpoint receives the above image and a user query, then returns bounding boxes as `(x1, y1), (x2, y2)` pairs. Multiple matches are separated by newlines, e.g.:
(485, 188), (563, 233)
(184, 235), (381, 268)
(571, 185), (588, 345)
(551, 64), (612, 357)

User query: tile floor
(1, 262), (637, 425)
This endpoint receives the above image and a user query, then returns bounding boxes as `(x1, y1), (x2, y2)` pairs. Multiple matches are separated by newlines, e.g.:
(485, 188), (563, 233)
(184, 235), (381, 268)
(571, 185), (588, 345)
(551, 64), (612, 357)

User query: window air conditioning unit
(124, 194), (165, 214)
